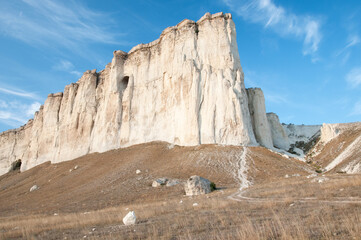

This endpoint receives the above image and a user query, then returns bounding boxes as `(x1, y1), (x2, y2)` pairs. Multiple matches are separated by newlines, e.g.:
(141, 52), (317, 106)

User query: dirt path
(228, 148), (361, 204)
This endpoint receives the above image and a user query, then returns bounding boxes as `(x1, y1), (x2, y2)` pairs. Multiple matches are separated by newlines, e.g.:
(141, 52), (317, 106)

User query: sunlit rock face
(267, 112), (290, 150)
(0, 12), (261, 175)
(246, 88), (273, 149)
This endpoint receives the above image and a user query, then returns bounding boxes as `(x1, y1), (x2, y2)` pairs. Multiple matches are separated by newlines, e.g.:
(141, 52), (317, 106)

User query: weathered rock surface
(184, 175), (212, 196)
(166, 179), (181, 187)
(267, 113), (290, 150)
(0, 12), (260, 176)
(247, 88), (273, 148)
(309, 122), (361, 173)
(266, 111), (321, 155)
(123, 211), (136, 225)
(283, 124), (321, 147)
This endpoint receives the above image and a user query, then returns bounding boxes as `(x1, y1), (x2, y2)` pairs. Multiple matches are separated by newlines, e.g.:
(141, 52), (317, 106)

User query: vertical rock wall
(267, 112), (290, 150)
(0, 12), (260, 175)
(246, 88), (273, 148)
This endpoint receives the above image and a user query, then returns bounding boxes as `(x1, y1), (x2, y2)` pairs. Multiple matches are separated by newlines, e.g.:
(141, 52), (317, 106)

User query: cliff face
(267, 112), (290, 150)
(0, 12), (261, 175)
(246, 88), (273, 148)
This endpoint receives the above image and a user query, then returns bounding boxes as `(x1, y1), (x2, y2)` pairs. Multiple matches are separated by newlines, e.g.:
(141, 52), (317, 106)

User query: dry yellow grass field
(0, 142), (360, 239)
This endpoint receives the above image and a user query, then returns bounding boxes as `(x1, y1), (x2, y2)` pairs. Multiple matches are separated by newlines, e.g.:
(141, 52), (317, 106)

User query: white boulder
(123, 211), (136, 225)
(184, 175), (212, 196)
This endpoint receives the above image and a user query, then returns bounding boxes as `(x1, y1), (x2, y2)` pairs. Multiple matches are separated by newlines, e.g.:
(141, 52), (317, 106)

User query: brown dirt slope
(307, 122), (361, 172)
(0, 142), (308, 217)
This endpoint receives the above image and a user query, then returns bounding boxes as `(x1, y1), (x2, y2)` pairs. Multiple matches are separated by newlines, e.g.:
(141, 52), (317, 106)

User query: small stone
(152, 177), (168, 187)
(74, 165), (79, 170)
(166, 179), (180, 187)
(306, 173), (317, 178)
(136, 169), (141, 174)
(30, 185), (39, 192)
(193, 203), (198, 206)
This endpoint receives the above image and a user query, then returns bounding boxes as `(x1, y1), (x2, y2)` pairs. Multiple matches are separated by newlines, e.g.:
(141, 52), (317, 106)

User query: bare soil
(0, 142), (360, 239)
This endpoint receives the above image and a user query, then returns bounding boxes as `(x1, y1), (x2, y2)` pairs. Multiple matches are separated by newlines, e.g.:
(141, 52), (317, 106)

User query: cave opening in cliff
(11, 159), (21, 171)
(121, 76), (129, 90)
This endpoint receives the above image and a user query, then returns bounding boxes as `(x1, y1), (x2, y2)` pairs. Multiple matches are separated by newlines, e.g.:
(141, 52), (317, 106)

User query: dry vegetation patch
(0, 142), (360, 239)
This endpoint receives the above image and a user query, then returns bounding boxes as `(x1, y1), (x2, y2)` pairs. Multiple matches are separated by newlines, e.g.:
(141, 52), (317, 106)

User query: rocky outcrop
(0, 12), (260, 175)
(308, 122), (361, 173)
(283, 124), (321, 146)
(267, 113), (290, 150)
(247, 88), (273, 148)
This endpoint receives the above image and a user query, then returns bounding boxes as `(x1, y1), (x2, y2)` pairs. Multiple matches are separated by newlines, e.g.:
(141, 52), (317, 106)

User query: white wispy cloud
(346, 67), (361, 88)
(25, 102), (41, 117)
(335, 34), (360, 59)
(0, 0), (125, 51)
(0, 100), (8, 108)
(53, 60), (83, 77)
(0, 110), (27, 126)
(223, 0), (322, 56)
(264, 92), (289, 104)
(345, 35), (360, 49)
(0, 100), (41, 127)
(53, 60), (74, 71)
(0, 86), (41, 100)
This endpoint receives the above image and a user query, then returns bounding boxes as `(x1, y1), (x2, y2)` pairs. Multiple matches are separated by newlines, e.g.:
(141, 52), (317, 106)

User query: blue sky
(0, 0), (360, 132)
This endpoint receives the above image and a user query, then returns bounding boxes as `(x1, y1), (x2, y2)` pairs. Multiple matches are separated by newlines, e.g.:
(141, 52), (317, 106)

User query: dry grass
(1, 194), (360, 239)
(1, 142), (360, 239)
(245, 174), (361, 200)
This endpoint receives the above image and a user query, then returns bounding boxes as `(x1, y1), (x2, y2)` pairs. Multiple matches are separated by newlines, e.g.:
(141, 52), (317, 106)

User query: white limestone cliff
(283, 124), (321, 146)
(246, 88), (273, 148)
(267, 113), (290, 150)
(0, 12), (259, 175)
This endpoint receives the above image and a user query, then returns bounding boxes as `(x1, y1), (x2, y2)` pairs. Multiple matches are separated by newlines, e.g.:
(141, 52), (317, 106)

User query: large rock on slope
(0, 12), (258, 175)
(184, 175), (212, 196)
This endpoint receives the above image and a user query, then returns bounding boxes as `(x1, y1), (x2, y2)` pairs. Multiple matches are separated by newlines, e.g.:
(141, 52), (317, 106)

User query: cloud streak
(0, 0), (125, 51)
(0, 86), (41, 100)
(53, 59), (83, 77)
(346, 67), (361, 88)
(223, 0), (322, 56)
(0, 100), (41, 127)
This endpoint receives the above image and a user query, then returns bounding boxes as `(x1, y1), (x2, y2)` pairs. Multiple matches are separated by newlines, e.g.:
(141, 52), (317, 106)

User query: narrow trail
(228, 147), (361, 204)
(236, 147), (251, 191)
